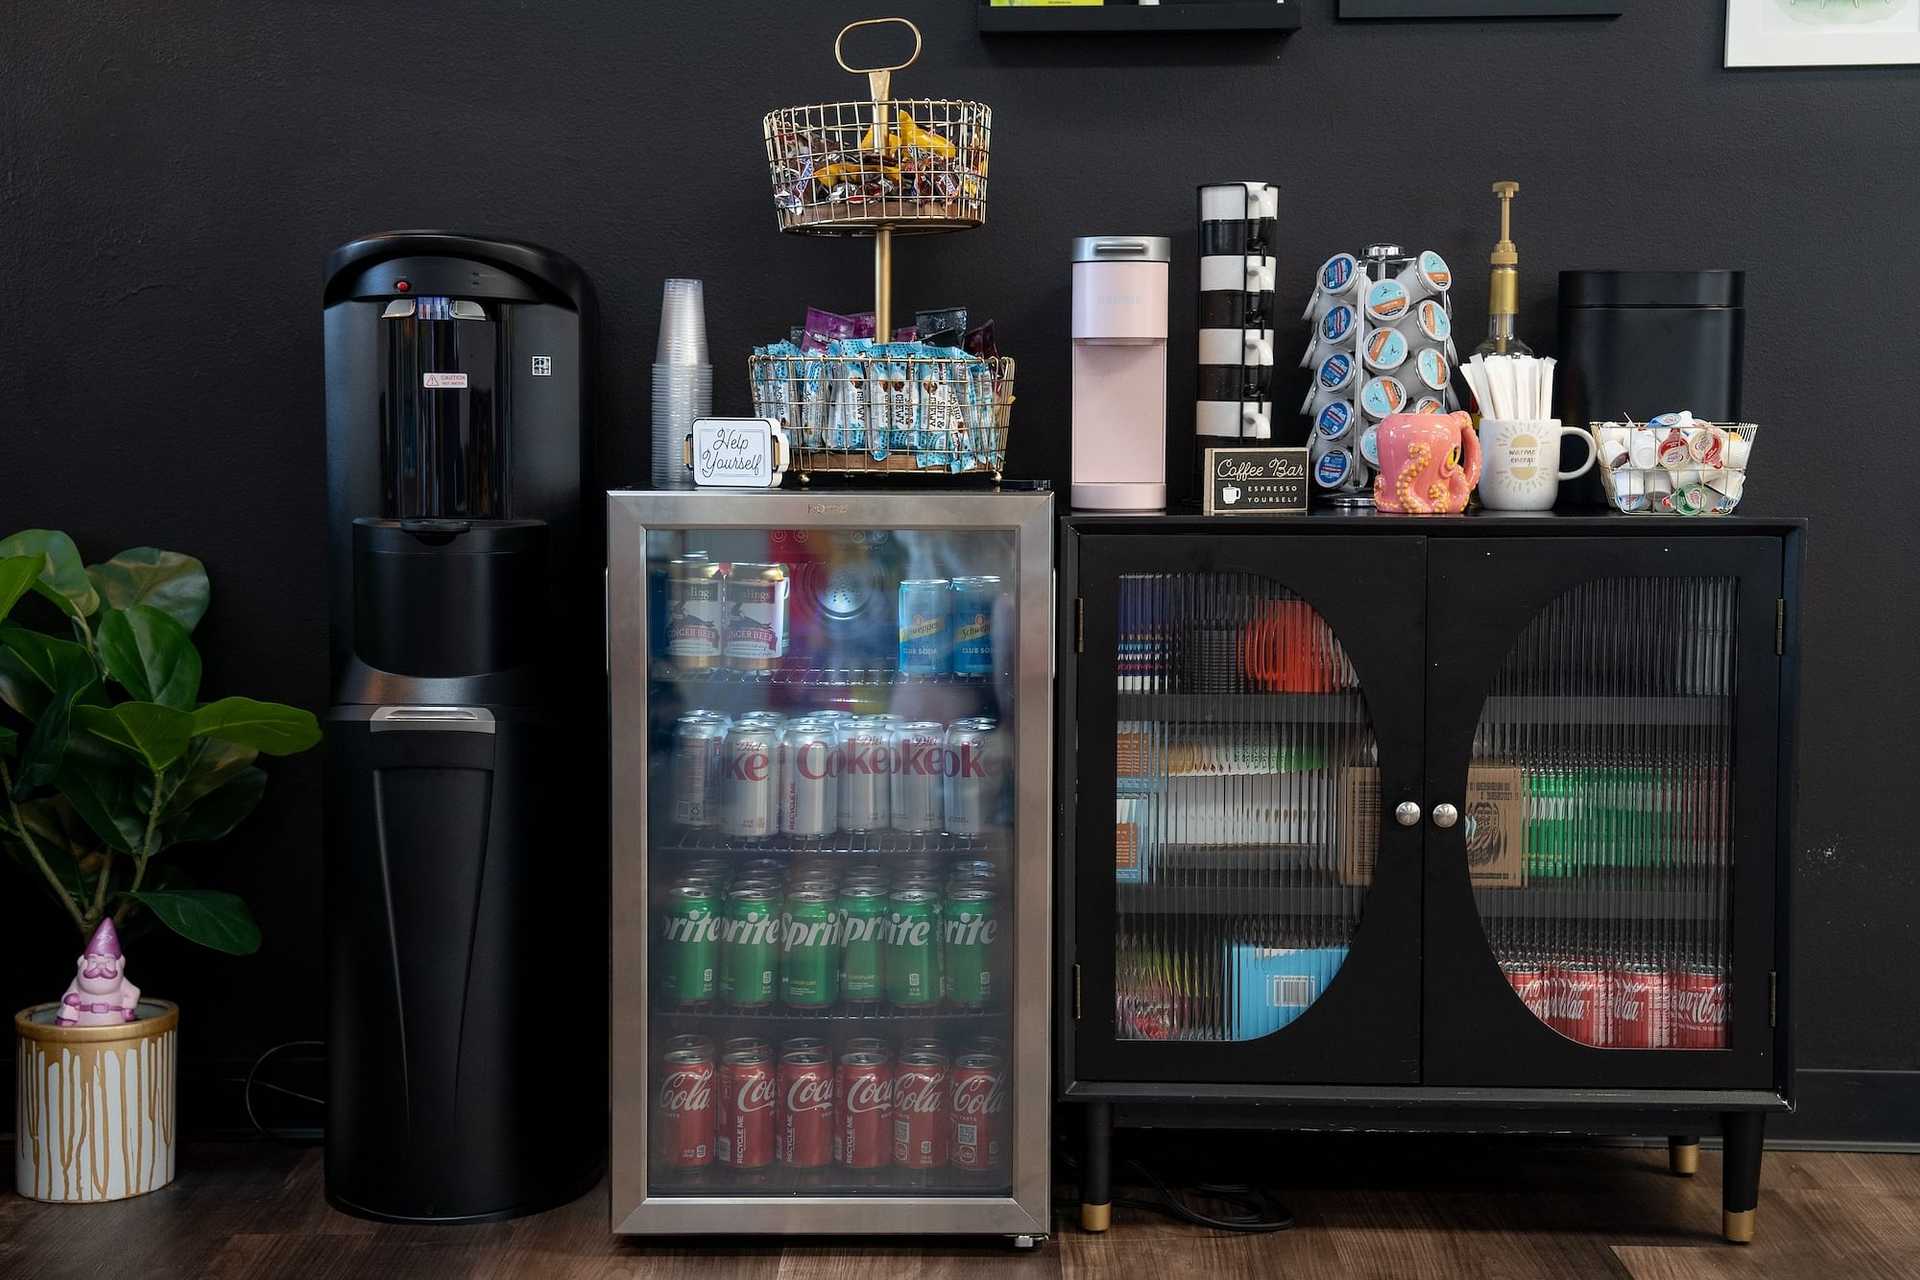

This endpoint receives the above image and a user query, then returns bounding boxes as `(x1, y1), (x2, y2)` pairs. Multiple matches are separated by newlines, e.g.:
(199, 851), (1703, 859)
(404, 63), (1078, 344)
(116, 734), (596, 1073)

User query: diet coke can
(1671, 965), (1730, 1049)
(893, 1051), (949, 1168)
(1551, 961), (1610, 1046)
(779, 721), (841, 838)
(716, 1047), (777, 1169)
(654, 1047), (716, 1168)
(838, 724), (894, 832)
(1610, 962), (1672, 1049)
(722, 723), (780, 840)
(835, 1051), (893, 1169)
(779, 1049), (835, 1168)
(889, 722), (947, 834)
(943, 721), (1003, 836)
(948, 1053), (1006, 1171)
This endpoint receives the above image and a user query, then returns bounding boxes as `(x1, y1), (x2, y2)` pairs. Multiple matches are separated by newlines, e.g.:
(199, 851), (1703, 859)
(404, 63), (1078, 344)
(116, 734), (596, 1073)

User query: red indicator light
(395, 279), (411, 292)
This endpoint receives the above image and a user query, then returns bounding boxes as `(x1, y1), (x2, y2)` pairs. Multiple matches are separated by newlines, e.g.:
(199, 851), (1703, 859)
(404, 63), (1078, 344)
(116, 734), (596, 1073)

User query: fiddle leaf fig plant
(0, 530), (321, 955)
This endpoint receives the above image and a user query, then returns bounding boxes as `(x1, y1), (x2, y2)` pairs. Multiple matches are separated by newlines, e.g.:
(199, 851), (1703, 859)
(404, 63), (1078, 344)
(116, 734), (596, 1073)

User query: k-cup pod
(1362, 327), (1409, 373)
(1724, 429), (1753, 470)
(1359, 375), (1407, 421)
(1410, 395), (1446, 417)
(1204, 254), (1277, 295)
(1364, 278), (1412, 324)
(1314, 398), (1356, 442)
(1199, 327), (1275, 367)
(1657, 427), (1692, 469)
(1403, 297), (1452, 346)
(1393, 250), (1453, 301)
(1321, 302), (1358, 346)
(1196, 398), (1272, 439)
(1303, 383), (1353, 418)
(1313, 445), (1355, 489)
(1315, 351), (1358, 395)
(1358, 422), (1380, 467)
(1319, 253), (1363, 298)
(1629, 427), (1660, 469)
(1410, 347), (1450, 393)
(1198, 289), (1274, 332)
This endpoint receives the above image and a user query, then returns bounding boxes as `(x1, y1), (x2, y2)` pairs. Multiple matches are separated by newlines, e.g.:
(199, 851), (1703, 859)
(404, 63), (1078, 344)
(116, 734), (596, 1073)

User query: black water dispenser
(322, 233), (600, 1222)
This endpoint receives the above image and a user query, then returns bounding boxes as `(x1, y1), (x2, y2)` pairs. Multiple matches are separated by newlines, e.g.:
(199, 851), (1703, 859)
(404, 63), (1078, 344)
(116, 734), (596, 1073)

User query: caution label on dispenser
(423, 372), (468, 389)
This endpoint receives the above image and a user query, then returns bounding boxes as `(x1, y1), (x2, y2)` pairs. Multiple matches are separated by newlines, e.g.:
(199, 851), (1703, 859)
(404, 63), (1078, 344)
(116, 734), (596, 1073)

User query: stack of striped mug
(1196, 182), (1278, 444)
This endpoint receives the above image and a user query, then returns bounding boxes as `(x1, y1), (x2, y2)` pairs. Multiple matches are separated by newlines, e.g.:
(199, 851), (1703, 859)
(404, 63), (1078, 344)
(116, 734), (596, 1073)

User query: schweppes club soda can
(949, 576), (1000, 676)
(897, 579), (952, 675)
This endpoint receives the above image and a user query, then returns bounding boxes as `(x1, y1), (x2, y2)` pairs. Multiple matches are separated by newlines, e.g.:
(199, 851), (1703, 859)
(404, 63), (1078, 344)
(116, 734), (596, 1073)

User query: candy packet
(802, 307), (863, 354)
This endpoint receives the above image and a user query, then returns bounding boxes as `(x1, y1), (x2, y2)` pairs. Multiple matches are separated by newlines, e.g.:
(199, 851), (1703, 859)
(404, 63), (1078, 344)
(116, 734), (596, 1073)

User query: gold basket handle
(835, 17), (921, 103)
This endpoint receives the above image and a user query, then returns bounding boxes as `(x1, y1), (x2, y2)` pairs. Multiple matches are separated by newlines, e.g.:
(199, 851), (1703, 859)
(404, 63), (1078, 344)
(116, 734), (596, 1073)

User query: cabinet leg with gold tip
(1721, 1112), (1765, 1245)
(1082, 1101), (1112, 1233)
(1669, 1135), (1700, 1177)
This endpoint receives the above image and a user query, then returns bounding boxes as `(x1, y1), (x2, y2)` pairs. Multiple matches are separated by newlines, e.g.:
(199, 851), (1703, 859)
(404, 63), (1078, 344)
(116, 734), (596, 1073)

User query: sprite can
(660, 880), (720, 1006)
(779, 889), (841, 1008)
(886, 888), (943, 1008)
(719, 886), (780, 1008)
(839, 883), (889, 1004)
(943, 886), (998, 1008)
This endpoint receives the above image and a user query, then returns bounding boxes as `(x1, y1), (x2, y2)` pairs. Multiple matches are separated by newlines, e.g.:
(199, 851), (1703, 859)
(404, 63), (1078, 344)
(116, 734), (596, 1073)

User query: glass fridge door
(609, 492), (1051, 1236)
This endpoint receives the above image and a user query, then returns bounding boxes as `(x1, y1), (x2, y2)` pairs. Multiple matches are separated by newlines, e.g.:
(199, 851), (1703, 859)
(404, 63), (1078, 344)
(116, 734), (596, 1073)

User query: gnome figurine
(56, 918), (141, 1026)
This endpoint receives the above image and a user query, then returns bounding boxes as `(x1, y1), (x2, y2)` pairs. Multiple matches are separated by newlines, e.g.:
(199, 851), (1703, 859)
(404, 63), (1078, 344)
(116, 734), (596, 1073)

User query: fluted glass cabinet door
(1070, 533), (1427, 1085)
(1421, 537), (1784, 1091)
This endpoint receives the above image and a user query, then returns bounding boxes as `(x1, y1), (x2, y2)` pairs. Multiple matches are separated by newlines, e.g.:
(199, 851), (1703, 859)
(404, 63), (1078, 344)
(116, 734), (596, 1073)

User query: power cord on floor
(240, 1040), (326, 1144)
(1060, 1152), (1295, 1233)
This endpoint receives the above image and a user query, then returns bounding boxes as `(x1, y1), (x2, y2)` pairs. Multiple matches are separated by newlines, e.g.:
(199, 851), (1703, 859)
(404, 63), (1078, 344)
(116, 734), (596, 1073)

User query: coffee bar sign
(688, 418), (790, 488)
(1204, 447), (1310, 515)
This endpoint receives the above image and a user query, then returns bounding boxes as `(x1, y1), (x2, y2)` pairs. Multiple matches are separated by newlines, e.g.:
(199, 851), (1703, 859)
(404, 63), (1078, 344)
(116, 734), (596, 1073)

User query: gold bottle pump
(1476, 181), (1533, 358)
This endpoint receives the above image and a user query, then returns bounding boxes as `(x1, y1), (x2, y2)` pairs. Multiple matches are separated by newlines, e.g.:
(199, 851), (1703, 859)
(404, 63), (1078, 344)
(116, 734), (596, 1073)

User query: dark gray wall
(3, 0), (1916, 1139)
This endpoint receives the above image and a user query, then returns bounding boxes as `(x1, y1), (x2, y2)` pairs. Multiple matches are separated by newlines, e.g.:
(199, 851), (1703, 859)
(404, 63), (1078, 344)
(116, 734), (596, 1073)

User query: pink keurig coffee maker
(1072, 236), (1170, 510)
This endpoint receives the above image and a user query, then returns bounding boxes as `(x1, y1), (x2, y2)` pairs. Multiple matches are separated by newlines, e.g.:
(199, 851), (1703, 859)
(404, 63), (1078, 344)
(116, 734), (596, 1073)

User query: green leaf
(125, 889), (260, 955)
(5, 795), (97, 904)
(0, 556), (41, 623)
(75, 702), (195, 774)
(54, 737), (149, 854)
(166, 736), (259, 811)
(86, 549), (210, 632)
(165, 766), (266, 845)
(0, 624), (99, 720)
(0, 725), (14, 757)
(189, 697), (322, 756)
(98, 606), (201, 710)
(0, 531), (99, 618)
(13, 679), (87, 798)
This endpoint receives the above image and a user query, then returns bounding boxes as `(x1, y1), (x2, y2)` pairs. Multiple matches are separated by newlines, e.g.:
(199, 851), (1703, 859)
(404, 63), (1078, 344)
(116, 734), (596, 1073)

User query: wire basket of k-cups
(1300, 245), (1461, 505)
(1594, 412), (1757, 515)
(1196, 182), (1280, 443)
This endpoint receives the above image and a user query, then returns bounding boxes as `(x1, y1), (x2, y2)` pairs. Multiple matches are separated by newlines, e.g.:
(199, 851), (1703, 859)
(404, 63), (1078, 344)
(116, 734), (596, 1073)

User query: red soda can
(717, 1047), (777, 1169)
(1500, 958), (1553, 1024)
(835, 1051), (893, 1168)
(779, 1049), (834, 1168)
(1671, 965), (1730, 1048)
(901, 1037), (951, 1062)
(1609, 962), (1671, 1049)
(1551, 961), (1610, 1046)
(892, 1051), (949, 1168)
(948, 1053), (1007, 1171)
(655, 1047), (715, 1168)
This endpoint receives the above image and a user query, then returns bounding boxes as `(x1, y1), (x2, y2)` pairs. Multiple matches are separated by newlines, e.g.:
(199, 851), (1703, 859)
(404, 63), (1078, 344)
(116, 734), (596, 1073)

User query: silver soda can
(837, 722), (894, 832)
(671, 712), (731, 828)
(721, 723), (780, 839)
(722, 562), (790, 670)
(779, 721), (841, 837)
(890, 721), (948, 834)
(944, 721), (1004, 836)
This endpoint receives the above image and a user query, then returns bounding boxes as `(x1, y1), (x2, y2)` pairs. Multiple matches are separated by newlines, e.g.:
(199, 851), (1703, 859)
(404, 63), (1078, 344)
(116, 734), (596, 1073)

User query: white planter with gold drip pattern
(14, 1000), (178, 1202)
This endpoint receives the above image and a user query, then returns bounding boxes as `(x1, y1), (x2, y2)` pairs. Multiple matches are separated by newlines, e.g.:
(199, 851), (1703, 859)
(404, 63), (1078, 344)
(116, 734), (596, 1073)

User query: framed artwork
(1726, 0), (1920, 65)
(1340, 1), (1622, 15)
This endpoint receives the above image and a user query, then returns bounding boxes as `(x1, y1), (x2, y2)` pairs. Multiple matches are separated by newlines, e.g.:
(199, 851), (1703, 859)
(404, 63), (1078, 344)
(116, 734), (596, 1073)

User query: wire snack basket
(764, 95), (991, 235)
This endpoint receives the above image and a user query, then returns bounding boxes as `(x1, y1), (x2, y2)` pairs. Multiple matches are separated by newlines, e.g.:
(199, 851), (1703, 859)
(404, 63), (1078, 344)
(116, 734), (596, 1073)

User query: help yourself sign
(689, 418), (788, 488)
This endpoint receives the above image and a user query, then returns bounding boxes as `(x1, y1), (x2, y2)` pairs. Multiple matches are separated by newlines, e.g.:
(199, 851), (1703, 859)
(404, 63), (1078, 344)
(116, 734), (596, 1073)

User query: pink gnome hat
(84, 917), (124, 959)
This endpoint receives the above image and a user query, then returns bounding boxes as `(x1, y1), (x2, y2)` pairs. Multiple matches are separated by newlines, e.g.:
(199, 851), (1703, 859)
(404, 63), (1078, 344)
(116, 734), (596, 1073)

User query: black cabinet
(1057, 513), (1802, 1245)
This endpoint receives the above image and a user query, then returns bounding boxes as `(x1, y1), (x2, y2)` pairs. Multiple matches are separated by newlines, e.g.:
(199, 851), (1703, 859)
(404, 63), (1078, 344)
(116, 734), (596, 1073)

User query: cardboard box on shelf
(1339, 765), (1526, 888)
(1230, 943), (1351, 1039)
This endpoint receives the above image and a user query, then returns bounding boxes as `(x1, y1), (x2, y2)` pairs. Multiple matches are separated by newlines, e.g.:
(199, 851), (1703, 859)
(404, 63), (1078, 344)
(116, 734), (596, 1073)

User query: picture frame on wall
(1726, 0), (1920, 66)
(1340, 0), (1622, 16)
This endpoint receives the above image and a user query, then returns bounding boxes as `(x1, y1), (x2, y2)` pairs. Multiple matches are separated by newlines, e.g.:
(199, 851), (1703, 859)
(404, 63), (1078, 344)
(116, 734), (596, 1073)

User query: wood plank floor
(5, 1136), (1918, 1279)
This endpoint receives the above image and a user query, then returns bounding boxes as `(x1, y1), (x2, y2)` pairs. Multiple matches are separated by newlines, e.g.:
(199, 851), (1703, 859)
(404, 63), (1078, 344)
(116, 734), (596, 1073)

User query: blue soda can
(949, 576), (1000, 677)
(898, 579), (952, 675)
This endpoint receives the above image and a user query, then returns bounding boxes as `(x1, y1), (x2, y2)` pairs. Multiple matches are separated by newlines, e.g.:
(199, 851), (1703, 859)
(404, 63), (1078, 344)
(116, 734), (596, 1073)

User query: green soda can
(719, 886), (780, 1008)
(838, 883), (889, 1004)
(779, 888), (841, 1008)
(943, 886), (999, 1008)
(885, 888), (943, 1008)
(659, 880), (720, 1006)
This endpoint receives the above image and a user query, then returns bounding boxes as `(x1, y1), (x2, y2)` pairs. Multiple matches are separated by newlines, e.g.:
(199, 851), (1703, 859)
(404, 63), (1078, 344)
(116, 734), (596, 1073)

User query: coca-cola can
(779, 1049), (835, 1168)
(1551, 961), (1610, 1046)
(654, 1047), (716, 1168)
(901, 1036), (950, 1062)
(1610, 962), (1672, 1049)
(779, 721), (841, 838)
(1500, 958), (1554, 1024)
(835, 1051), (893, 1169)
(722, 1036), (771, 1059)
(779, 1035), (828, 1057)
(722, 724), (780, 840)
(889, 722), (947, 834)
(1671, 965), (1730, 1049)
(948, 1053), (1007, 1171)
(966, 1035), (1007, 1059)
(838, 725), (894, 833)
(892, 1051), (949, 1168)
(843, 1036), (889, 1059)
(716, 1048), (777, 1169)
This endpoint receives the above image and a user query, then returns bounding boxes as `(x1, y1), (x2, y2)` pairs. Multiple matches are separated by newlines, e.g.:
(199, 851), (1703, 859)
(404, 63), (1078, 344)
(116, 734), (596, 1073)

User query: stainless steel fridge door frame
(607, 489), (1054, 1237)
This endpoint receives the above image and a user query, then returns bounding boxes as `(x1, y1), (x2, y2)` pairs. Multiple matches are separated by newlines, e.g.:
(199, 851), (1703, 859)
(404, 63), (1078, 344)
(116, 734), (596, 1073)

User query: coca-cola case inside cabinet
(607, 488), (1053, 1240)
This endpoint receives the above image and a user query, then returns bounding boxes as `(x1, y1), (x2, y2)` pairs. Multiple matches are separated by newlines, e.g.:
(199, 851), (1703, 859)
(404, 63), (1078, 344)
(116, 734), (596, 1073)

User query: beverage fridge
(606, 488), (1053, 1240)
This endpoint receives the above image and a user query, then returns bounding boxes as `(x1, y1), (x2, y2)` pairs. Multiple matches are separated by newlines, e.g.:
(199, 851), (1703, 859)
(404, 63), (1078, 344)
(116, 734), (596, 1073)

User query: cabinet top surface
(1061, 507), (1804, 534)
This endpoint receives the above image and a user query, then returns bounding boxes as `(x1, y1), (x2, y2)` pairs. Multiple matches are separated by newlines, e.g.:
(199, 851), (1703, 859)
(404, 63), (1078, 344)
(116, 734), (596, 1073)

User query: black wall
(4, 1), (1916, 1141)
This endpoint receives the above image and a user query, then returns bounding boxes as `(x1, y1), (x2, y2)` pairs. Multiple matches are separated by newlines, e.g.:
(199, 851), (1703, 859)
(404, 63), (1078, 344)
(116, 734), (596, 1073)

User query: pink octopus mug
(1372, 411), (1482, 515)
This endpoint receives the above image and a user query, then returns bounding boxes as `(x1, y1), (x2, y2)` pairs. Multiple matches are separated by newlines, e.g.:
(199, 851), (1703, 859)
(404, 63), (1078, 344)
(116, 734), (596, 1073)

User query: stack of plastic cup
(652, 279), (711, 489)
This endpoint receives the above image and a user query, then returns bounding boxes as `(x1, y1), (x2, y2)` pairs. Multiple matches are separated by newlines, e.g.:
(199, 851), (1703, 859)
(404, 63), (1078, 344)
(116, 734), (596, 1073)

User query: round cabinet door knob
(1394, 801), (1422, 827)
(1432, 802), (1459, 829)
